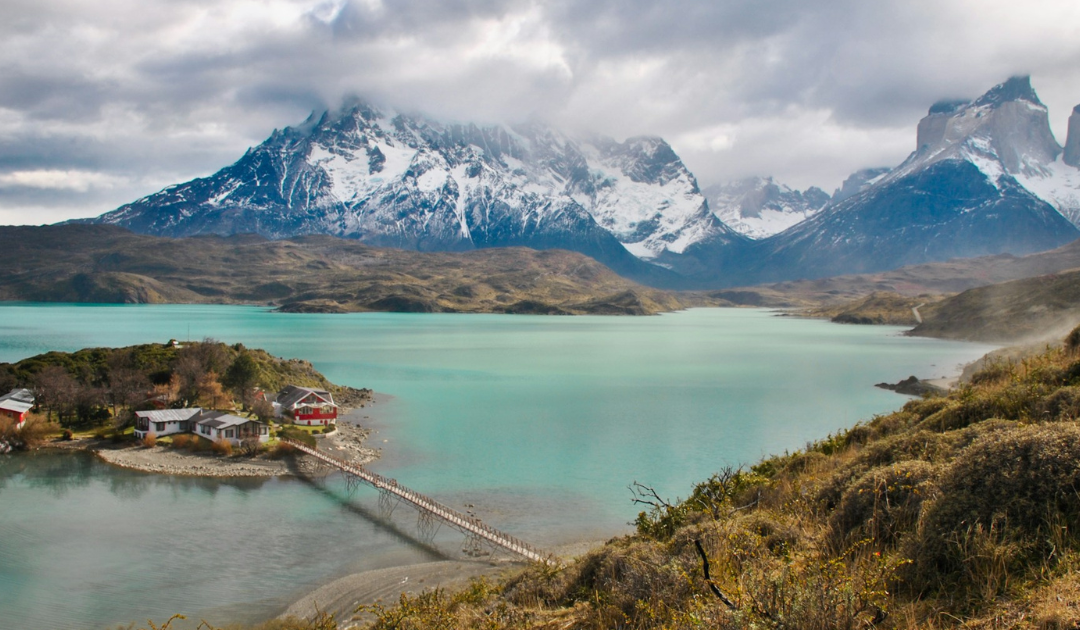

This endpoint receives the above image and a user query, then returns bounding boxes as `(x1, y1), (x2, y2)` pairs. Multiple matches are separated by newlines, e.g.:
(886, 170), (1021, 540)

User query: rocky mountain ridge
(91, 102), (740, 282)
(85, 77), (1080, 290)
(708, 76), (1080, 285)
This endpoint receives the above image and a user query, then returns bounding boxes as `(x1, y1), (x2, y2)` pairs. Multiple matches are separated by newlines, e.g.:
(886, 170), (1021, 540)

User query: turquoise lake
(0, 304), (995, 629)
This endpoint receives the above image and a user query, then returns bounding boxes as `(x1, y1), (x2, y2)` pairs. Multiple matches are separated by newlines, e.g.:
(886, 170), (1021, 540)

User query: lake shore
(48, 401), (386, 478)
(280, 540), (604, 629)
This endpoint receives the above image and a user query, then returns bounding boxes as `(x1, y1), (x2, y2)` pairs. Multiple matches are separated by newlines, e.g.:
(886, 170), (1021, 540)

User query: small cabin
(0, 388), (34, 430)
(194, 411), (270, 445)
(134, 408), (203, 440)
(134, 408), (269, 446)
(275, 385), (338, 426)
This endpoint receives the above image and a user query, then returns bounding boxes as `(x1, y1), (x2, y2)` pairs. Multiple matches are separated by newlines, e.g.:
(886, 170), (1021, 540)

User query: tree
(150, 373), (182, 408)
(251, 397), (275, 422)
(224, 352), (260, 408)
(107, 365), (151, 427)
(32, 365), (78, 424)
(196, 371), (232, 410)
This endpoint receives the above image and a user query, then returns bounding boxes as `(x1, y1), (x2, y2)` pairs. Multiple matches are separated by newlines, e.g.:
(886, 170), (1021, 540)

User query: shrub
(268, 441), (297, 459)
(172, 434), (192, 449)
(827, 460), (937, 552)
(141, 432), (157, 448)
(278, 426), (316, 448)
(211, 438), (233, 456)
(62, 429), (73, 441)
(322, 424), (335, 434)
(906, 423), (1080, 596)
(1066, 323), (1080, 354)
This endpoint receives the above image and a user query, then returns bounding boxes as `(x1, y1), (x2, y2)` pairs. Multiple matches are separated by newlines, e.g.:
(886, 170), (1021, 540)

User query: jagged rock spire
(1065, 104), (1080, 168)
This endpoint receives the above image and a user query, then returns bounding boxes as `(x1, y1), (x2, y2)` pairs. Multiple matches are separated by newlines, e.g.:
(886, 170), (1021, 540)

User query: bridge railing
(282, 438), (553, 564)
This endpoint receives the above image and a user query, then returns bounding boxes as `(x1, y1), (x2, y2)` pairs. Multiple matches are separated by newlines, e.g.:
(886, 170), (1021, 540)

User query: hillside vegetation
(0, 225), (691, 315)
(0, 340), (363, 431)
(803, 292), (945, 326)
(911, 269), (1080, 342)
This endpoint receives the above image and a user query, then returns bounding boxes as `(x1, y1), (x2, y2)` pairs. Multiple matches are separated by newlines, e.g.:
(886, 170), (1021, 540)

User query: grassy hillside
(803, 292), (946, 326)
(0, 224), (692, 315)
(911, 270), (1080, 343)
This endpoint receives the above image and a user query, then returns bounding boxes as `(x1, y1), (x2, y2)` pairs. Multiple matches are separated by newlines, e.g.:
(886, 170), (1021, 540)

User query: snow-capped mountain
(703, 177), (830, 239)
(724, 77), (1080, 284)
(887, 76), (1080, 227)
(90, 101), (741, 279)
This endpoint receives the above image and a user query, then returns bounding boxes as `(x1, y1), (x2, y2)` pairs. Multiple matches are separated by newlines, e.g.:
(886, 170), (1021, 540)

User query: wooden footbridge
(283, 439), (554, 565)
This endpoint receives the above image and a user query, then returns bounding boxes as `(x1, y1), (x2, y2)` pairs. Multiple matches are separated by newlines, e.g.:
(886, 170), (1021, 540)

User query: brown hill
(0, 225), (690, 315)
(910, 269), (1080, 342)
(703, 237), (1080, 308)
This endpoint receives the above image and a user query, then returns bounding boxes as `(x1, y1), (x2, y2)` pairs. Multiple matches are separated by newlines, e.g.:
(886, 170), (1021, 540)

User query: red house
(275, 385), (338, 426)
(0, 389), (34, 430)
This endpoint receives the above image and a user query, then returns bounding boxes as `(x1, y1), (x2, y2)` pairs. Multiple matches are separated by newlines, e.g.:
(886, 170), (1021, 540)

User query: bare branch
(694, 539), (738, 611)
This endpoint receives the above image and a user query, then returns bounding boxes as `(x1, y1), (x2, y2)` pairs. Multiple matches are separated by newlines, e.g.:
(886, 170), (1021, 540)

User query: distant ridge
(0, 224), (690, 315)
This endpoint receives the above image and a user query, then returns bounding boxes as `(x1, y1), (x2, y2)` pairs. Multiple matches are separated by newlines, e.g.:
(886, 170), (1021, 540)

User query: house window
(155, 422), (165, 432)
(225, 429), (234, 438)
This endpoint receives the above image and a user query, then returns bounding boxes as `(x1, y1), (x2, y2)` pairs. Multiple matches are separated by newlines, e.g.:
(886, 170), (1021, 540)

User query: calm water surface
(0, 304), (994, 629)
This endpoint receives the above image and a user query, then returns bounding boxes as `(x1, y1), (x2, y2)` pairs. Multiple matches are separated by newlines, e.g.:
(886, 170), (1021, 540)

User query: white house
(194, 411), (270, 446)
(134, 408), (270, 446)
(134, 408), (203, 439)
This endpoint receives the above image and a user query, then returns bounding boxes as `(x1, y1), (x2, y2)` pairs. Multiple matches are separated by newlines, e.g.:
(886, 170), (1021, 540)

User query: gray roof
(0, 388), (34, 405)
(196, 411), (263, 430)
(0, 399), (33, 414)
(136, 408), (203, 422)
(276, 385), (336, 409)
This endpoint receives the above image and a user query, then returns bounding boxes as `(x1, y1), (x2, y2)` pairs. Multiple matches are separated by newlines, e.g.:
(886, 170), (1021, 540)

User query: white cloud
(0, 169), (130, 192)
(0, 0), (1078, 222)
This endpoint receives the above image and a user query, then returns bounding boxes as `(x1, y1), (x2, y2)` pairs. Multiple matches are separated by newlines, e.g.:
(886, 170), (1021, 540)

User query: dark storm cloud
(1, 0), (1078, 222)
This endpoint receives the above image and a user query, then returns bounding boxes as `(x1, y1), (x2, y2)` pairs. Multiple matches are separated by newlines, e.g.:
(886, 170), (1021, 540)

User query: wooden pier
(283, 439), (553, 565)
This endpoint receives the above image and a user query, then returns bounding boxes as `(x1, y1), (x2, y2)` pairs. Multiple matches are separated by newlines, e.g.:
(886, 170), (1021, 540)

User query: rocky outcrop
(1065, 105), (1080, 168)
(875, 375), (947, 397)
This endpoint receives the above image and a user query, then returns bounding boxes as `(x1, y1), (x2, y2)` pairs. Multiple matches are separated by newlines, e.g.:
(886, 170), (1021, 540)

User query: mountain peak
(972, 75), (1043, 109)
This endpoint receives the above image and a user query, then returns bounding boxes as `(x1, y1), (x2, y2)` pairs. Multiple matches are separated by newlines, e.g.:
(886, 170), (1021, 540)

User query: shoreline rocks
(875, 375), (947, 397)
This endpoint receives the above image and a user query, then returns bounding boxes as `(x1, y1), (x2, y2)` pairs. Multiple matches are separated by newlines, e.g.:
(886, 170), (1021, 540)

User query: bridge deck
(284, 439), (552, 564)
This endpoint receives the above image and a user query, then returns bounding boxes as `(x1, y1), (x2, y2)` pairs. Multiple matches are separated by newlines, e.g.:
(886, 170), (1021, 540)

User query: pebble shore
(87, 416), (379, 477)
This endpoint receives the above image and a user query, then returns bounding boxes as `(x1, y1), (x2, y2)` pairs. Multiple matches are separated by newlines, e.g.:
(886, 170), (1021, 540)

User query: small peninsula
(0, 339), (378, 476)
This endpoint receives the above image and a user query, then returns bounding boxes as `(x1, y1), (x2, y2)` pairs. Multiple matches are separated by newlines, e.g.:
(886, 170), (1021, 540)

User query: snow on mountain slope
(716, 77), (1080, 286)
(91, 101), (736, 274)
(1014, 159), (1080, 225)
(877, 76), (1080, 226)
(704, 177), (830, 239)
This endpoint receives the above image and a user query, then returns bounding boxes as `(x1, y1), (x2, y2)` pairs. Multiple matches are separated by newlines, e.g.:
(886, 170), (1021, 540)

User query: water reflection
(286, 457), (450, 561)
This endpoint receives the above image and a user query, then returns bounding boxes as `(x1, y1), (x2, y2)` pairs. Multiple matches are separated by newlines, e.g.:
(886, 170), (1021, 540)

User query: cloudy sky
(2, 0), (1079, 225)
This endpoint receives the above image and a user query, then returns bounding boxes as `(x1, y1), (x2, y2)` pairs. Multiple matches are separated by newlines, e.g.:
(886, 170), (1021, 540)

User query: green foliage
(278, 426), (317, 448)
(632, 468), (767, 540)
